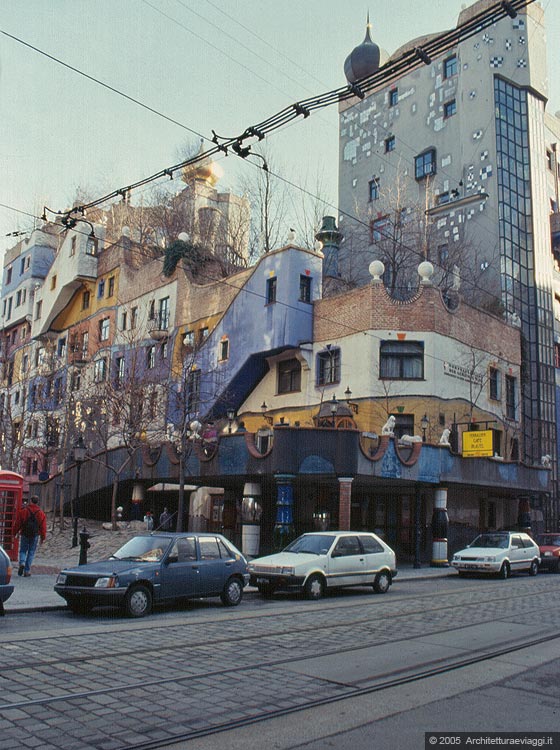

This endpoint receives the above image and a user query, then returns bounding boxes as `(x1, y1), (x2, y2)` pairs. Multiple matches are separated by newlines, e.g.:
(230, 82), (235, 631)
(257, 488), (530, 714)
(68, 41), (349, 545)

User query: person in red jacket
(14, 495), (47, 577)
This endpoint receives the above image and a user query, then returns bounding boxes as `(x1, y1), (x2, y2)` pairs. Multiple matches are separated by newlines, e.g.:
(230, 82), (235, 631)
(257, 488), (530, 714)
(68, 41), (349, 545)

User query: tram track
(0, 577), (552, 673)
(2, 578), (557, 750)
(3, 627), (556, 750)
(114, 630), (560, 750)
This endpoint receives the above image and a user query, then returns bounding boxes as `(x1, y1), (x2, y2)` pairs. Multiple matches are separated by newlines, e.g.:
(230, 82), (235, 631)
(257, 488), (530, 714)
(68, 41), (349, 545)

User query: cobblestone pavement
(1, 575), (559, 749)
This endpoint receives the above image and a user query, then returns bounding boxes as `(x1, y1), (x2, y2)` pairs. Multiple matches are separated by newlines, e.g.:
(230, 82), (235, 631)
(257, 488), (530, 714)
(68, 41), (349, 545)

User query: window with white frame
(94, 357), (107, 382)
(99, 318), (110, 341)
(317, 348), (341, 386)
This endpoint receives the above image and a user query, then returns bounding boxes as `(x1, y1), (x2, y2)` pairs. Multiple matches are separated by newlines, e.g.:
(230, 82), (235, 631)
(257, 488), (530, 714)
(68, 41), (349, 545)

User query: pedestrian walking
(159, 506), (173, 531)
(14, 495), (47, 577)
(144, 511), (154, 531)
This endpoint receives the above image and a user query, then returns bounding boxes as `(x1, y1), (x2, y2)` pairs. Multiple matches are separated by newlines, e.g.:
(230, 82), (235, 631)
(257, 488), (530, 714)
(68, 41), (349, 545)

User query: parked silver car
(248, 531), (397, 599)
(451, 531), (540, 579)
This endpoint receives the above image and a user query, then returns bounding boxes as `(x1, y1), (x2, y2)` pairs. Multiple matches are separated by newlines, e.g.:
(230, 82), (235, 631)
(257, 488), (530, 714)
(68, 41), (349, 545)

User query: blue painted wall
(189, 246), (323, 419)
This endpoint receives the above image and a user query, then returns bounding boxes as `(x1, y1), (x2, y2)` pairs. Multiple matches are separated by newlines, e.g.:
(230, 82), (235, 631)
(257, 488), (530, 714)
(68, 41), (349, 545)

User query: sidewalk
(4, 519), (454, 612)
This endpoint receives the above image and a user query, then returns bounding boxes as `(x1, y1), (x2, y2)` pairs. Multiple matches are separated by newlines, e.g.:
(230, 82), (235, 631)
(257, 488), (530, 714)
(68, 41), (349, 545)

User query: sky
(0, 0), (559, 258)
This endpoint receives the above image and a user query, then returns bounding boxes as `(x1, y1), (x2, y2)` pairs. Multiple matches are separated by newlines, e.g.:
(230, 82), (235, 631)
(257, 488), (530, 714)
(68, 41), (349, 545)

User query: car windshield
(470, 533), (509, 549)
(536, 534), (560, 546)
(110, 536), (171, 562)
(283, 534), (336, 555)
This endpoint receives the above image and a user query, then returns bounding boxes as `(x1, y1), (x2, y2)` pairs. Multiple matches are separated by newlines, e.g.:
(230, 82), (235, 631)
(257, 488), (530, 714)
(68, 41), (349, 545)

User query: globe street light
(71, 436), (87, 548)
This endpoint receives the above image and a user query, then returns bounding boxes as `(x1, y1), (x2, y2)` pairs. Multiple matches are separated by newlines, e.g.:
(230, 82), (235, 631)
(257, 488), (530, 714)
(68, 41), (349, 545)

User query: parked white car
(248, 531), (397, 599)
(451, 531), (540, 579)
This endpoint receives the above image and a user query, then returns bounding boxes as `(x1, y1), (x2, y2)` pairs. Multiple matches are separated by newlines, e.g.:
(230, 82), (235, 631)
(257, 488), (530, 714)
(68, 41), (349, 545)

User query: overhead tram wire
(0, 0), (535, 222)
(45, 0), (534, 220)
(1, 0), (533, 308)
(170, 0), (331, 100)
(201, 0), (331, 89)
(141, 0), (321, 106)
(0, 29), (206, 144)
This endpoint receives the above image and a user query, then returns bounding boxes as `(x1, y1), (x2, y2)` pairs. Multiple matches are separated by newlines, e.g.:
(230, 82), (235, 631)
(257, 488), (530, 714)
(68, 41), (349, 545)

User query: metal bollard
(79, 527), (91, 566)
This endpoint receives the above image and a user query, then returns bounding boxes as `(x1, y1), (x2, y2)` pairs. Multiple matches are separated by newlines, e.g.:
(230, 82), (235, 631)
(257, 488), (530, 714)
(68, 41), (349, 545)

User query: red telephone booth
(0, 471), (24, 561)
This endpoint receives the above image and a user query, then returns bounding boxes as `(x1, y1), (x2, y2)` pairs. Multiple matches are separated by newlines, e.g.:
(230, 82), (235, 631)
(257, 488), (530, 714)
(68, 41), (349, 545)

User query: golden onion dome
(182, 153), (223, 186)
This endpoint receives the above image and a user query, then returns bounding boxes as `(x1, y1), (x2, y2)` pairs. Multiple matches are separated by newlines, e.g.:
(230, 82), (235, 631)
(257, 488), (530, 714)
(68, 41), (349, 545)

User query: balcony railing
(149, 312), (170, 340)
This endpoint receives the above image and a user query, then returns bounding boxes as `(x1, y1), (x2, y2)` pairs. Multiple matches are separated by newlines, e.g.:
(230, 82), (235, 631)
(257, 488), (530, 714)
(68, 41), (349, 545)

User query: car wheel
(124, 585), (152, 617)
(373, 570), (391, 594)
(304, 574), (325, 600)
(221, 577), (243, 607)
(67, 598), (93, 615)
(499, 561), (510, 580)
(529, 559), (539, 576)
(257, 583), (276, 599)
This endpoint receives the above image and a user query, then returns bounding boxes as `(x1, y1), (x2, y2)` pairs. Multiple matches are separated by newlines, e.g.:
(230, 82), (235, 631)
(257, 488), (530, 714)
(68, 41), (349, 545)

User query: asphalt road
(2, 575), (560, 750)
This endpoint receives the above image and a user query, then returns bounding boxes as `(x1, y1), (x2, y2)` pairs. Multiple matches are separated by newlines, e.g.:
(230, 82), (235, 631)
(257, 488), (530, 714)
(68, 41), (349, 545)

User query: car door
(160, 536), (200, 599)
(509, 534), (527, 572)
(359, 534), (388, 582)
(197, 536), (228, 594)
(327, 535), (366, 588)
(521, 535), (539, 570)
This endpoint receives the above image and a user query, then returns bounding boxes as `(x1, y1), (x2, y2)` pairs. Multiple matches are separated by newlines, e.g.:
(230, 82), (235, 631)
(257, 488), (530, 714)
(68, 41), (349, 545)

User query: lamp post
(226, 408), (235, 433)
(330, 395), (338, 427)
(71, 435), (87, 548)
(421, 414), (429, 443)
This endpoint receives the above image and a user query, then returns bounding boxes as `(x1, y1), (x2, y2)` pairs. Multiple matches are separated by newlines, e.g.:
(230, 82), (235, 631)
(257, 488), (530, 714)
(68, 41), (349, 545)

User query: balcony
(149, 312), (170, 340)
(69, 345), (89, 366)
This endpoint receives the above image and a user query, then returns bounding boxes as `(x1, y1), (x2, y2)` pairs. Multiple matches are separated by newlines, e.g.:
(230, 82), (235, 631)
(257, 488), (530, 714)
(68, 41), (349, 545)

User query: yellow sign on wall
(462, 429), (493, 458)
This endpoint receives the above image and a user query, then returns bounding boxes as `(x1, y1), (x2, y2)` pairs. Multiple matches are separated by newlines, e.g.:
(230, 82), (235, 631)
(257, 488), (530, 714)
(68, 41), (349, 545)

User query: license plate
(256, 577), (270, 584)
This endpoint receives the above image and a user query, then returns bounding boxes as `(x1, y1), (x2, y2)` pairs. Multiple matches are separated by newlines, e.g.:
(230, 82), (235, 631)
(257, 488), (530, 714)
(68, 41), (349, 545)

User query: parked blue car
(0, 544), (14, 615)
(54, 532), (249, 617)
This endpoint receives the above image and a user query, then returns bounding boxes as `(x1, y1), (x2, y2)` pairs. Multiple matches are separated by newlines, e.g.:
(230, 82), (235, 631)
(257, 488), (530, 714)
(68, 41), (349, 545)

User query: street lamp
(330, 395), (338, 427)
(344, 386), (359, 414)
(421, 414), (429, 443)
(71, 435), (87, 548)
(226, 408), (236, 433)
(261, 401), (273, 425)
